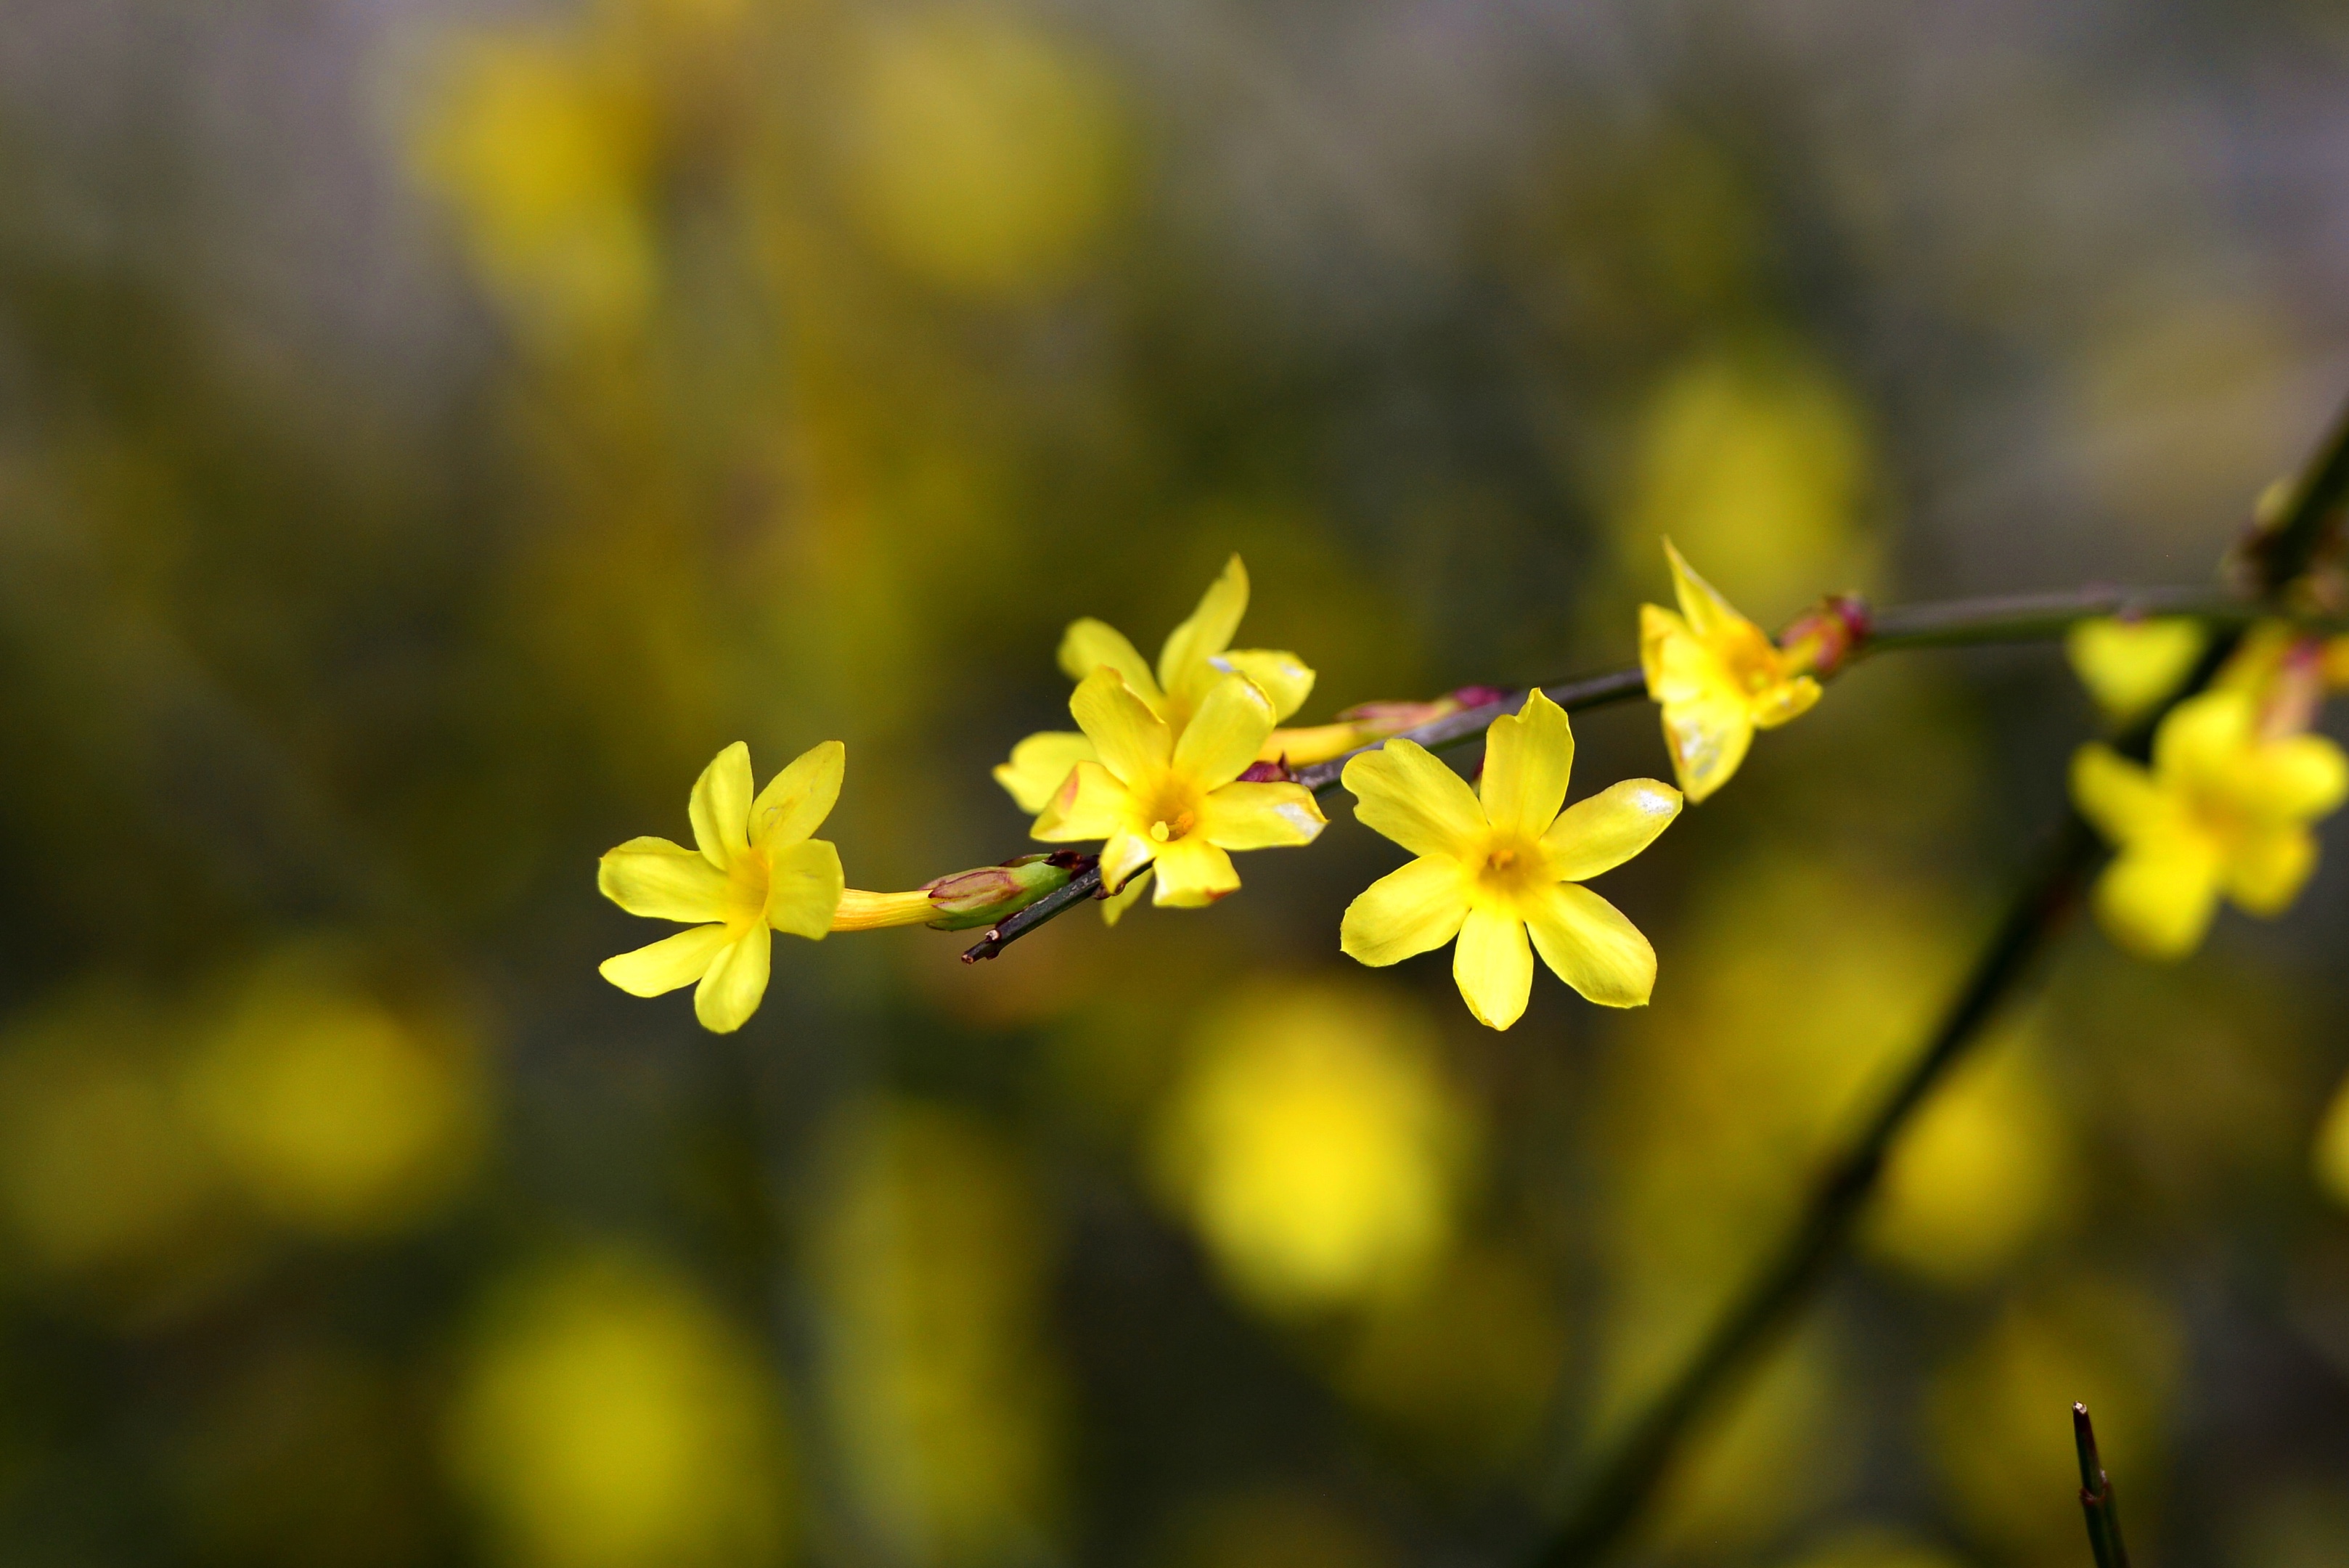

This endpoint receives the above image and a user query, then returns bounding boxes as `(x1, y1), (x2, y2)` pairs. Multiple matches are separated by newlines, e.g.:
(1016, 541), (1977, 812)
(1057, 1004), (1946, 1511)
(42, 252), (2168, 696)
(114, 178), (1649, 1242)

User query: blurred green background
(5, 1), (2349, 1565)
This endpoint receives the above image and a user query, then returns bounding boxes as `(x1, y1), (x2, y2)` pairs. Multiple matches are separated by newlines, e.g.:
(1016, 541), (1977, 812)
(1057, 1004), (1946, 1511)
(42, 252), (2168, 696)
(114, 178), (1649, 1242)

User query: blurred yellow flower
(993, 555), (1317, 812)
(1861, 1030), (2076, 1288)
(447, 1249), (790, 1568)
(597, 741), (846, 1032)
(842, 9), (1126, 295)
(1151, 983), (1471, 1315)
(413, 31), (655, 338)
(1619, 340), (1874, 618)
(2066, 616), (2208, 720)
(1927, 1276), (2180, 1559)
(816, 1102), (1063, 1564)
(2072, 690), (2348, 960)
(1639, 541), (1821, 803)
(186, 955), (486, 1238)
(1340, 689), (1680, 1029)
(1030, 669), (1325, 907)
(2310, 1069), (2349, 1208)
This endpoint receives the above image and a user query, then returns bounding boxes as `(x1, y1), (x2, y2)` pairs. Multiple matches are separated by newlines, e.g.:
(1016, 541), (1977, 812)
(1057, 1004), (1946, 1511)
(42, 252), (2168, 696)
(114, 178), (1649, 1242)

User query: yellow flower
(2065, 617), (2208, 720)
(1639, 541), (1821, 803)
(1339, 689), (1682, 1029)
(2072, 690), (2349, 960)
(992, 555), (1315, 812)
(597, 741), (846, 1033)
(1030, 669), (1327, 907)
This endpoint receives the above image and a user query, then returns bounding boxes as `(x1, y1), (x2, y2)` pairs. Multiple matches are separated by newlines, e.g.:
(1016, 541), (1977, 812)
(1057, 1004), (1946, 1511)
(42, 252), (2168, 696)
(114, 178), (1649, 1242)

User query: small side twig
(2075, 1403), (2131, 1568)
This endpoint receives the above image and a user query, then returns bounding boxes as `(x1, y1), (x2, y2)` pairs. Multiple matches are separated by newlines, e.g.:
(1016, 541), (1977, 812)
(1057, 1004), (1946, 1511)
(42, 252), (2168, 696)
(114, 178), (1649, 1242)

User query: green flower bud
(922, 854), (1079, 931)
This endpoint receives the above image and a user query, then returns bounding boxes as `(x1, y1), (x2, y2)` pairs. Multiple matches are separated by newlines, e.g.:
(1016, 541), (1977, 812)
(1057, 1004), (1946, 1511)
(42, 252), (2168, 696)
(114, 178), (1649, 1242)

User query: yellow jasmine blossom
(1639, 541), (1821, 803)
(1339, 689), (1682, 1029)
(993, 555), (1316, 812)
(2065, 617), (2209, 720)
(1031, 669), (1327, 906)
(2072, 690), (2349, 960)
(597, 741), (847, 1033)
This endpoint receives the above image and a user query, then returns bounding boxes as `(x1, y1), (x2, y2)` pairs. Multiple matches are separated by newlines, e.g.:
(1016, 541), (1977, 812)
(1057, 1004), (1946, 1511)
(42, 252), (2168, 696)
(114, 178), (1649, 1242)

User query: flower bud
(1777, 595), (1871, 678)
(922, 854), (1082, 931)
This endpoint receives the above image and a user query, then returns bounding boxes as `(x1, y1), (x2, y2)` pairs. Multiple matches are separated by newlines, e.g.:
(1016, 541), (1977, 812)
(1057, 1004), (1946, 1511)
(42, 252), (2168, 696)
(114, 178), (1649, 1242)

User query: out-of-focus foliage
(4, 0), (2349, 1560)
(814, 1101), (1065, 1565)
(1151, 980), (1471, 1314)
(1863, 1024), (2078, 1289)
(448, 1247), (793, 1568)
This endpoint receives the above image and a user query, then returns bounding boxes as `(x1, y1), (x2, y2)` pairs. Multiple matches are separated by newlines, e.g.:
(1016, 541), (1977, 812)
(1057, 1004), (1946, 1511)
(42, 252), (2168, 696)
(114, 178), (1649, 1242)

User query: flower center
(1141, 780), (1203, 844)
(723, 849), (771, 931)
(1476, 836), (1544, 901)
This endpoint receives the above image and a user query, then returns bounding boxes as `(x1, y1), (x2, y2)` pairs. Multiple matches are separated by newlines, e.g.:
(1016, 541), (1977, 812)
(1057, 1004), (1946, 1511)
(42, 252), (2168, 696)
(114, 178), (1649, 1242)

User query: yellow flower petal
(994, 730), (1098, 814)
(1523, 883), (1655, 1008)
(2224, 827), (2319, 916)
(693, 926), (771, 1033)
(1259, 720), (1359, 765)
(1152, 836), (1241, 907)
(1100, 829), (1158, 894)
(1341, 738), (1485, 859)
(1479, 688), (1574, 841)
(597, 836), (729, 922)
(2244, 734), (2349, 821)
(765, 838), (844, 939)
(1071, 668), (1173, 784)
(1540, 779), (1683, 881)
(2093, 841), (2223, 960)
(2067, 617), (2207, 718)
(1057, 618), (1163, 707)
(1638, 603), (1689, 697)
(1215, 648), (1315, 722)
(2153, 691), (2252, 779)
(1157, 553), (1249, 701)
(1100, 866), (1151, 925)
(1032, 759), (1133, 841)
(688, 742), (754, 869)
(1172, 674), (1278, 790)
(1452, 905), (1533, 1030)
(1339, 856), (1470, 966)
(1749, 674), (1822, 731)
(600, 924), (732, 997)
(2070, 745), (2168, 847)
(1197, 781), (1326, 849)
(750, 739), (844, 848)
(1657, 689), (1754, 804)
(1664, 539), (1750, 645)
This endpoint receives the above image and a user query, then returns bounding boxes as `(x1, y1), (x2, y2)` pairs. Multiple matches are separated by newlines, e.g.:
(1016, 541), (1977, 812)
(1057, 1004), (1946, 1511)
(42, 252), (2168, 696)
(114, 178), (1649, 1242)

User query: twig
(1527, 392), (2349, 1568)
(963, 580), (2274, 963)
(2075, 1403), (2132, 1568)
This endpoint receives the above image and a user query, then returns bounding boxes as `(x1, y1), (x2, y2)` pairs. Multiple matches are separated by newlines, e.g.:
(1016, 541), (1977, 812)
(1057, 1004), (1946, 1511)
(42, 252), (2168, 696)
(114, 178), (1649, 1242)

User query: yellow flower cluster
(2064, 616), (2349, 957)
(2072, 690), (2348, 959)
(592, 541), (2345, 1038)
